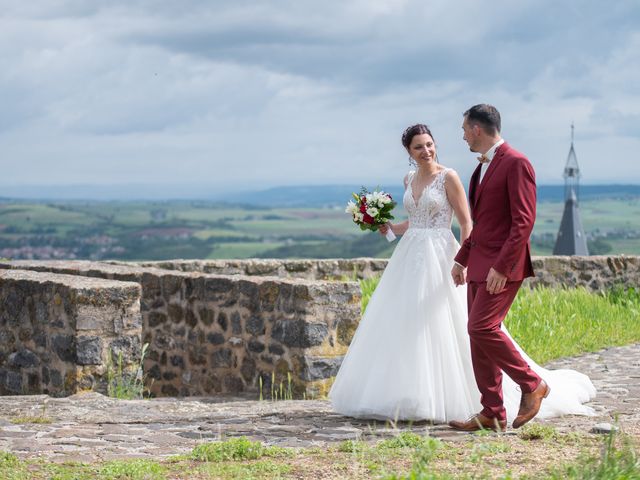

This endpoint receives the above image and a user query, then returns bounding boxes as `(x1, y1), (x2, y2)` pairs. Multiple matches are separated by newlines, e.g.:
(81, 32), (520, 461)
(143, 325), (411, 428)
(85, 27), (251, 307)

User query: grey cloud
(0, 0), (639, 189)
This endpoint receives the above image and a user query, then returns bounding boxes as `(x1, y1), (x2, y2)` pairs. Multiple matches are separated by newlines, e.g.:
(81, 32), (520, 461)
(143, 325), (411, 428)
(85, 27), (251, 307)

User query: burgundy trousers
(467, 281), (541, 421)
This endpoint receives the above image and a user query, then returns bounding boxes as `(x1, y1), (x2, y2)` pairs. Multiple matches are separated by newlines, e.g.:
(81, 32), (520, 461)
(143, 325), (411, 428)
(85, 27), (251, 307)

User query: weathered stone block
(217, 312), (228, 331)
(272, 320), (329, 348)
(300, 356), (343, 381)
(76, 306), (106, 331)
(268, 343), (285, 355)
(8, 349), (40, 368)
(0, 331), (16, 348)
(248, 339), (265, 353)
(170, 355), (185, 368)
(241, 358), (256, 382)
(52, 334), (76, 363)
(162, 275), (183, 297)
(147, 312), (167, 328)
(212, 349), (234, 368)
(246, 316), (265, 335)
(231, 312), (242, 334)
(204, 277), (234, 296)
(110, 335), (141, 363)
(76, 336), (103, 365)
(148, 364), (162, 380)
(167, 304), (184, 323)
(185, 309), (197, 328)
(199, 308), (215, 326)
(207, 333), (225, 345)
(5, 370), (23, 393)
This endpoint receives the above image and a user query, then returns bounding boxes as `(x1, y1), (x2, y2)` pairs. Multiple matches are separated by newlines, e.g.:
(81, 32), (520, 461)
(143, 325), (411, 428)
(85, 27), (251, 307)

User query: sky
(1, 0), (639, 198)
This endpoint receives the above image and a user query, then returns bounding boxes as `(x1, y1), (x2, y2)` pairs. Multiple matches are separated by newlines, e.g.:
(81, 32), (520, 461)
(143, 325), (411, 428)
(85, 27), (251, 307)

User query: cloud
(0, 0), (639, 194)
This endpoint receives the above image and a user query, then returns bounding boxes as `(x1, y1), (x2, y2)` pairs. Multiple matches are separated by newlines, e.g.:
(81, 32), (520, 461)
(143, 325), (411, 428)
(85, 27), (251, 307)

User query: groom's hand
(486, 268), (507, 294)
(451, 264), (466, 286)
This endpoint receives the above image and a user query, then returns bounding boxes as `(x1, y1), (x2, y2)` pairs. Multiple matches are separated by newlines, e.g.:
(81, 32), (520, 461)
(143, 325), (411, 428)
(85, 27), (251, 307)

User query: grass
(0, 429), (638, 479)
(10, 401), (52, 424)
(258, 371), (294, 401)
(106, 343), (150, 400)
(360, 280), (640, 365)
(505, 286), (640, 363)
(359, 276), (379, 313)
(10, 415), (52, 424)
(99, 459), (168, 480)
(191, 437), (291, 462)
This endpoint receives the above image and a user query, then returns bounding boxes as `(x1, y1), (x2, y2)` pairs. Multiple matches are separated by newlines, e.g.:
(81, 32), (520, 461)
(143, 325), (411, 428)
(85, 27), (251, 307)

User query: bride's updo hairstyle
(401, 124), (434, 149)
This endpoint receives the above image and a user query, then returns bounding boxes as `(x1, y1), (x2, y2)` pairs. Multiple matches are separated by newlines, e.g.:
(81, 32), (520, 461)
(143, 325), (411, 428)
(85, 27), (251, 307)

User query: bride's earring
(408, 156), (417, 168)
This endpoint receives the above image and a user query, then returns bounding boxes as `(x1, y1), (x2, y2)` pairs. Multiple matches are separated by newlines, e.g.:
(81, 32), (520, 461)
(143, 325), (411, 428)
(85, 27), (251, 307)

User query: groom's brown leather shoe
(449, 413), (507, 432)
(512, 379), (550, 429)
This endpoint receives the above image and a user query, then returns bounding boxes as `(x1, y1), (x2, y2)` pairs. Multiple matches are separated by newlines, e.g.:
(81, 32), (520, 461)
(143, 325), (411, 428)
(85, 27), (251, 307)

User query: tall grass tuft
(106, 342), (150, 400)
(359, 276), (379, 314)
(360, 278), (640, 364)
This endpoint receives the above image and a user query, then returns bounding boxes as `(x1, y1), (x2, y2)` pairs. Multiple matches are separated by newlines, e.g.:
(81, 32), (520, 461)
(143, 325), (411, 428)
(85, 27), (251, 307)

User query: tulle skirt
(329, 228), (596, 422)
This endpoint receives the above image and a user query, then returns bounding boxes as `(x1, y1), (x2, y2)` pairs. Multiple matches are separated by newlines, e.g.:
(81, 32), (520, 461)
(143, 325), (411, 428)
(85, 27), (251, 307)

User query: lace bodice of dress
(403, 168), (453, 229)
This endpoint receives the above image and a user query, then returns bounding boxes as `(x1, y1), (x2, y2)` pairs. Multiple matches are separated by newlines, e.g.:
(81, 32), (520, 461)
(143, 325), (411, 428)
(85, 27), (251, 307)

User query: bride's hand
(379, 223), (392, 236)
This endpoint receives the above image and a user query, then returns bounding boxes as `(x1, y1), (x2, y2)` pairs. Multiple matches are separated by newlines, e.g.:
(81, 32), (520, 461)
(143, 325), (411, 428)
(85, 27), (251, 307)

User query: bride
(329, 124), (596, 423)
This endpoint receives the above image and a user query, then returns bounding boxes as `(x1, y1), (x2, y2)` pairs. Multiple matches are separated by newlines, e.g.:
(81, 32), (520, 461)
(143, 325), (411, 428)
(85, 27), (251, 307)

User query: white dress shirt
(479, 139), (505, 184)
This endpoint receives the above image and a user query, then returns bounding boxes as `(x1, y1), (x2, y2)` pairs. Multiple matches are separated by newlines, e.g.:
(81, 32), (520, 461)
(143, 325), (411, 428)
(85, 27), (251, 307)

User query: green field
(0, 196), (638, 261)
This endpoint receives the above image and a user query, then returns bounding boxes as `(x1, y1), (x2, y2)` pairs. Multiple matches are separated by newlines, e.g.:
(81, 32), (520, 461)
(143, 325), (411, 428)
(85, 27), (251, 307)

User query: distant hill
(1, 184), (639, 206)
(222, 184), (640, 208)
(536, 185), (640, 203)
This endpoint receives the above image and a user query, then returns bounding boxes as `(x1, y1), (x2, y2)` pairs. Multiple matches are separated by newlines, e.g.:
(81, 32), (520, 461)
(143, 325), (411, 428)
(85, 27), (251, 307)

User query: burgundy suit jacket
(454, 142), (536, 282)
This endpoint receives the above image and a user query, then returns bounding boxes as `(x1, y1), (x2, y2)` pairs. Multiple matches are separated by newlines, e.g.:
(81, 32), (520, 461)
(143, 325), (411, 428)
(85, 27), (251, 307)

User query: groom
(450, 104), (549, 431)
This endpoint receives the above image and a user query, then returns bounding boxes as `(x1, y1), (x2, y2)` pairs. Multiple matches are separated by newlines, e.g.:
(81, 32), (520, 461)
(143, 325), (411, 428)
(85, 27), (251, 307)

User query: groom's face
(462, 118), (479, 153)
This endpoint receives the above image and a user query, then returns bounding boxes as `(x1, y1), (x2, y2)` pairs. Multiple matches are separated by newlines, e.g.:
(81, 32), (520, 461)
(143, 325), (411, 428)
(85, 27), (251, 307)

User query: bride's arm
(444, 170), (472, 243)
(381, 220), (408, 236)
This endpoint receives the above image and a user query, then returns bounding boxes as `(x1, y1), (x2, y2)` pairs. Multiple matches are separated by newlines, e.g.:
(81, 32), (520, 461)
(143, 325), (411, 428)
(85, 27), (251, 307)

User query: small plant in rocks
(106, 342), (150, 400)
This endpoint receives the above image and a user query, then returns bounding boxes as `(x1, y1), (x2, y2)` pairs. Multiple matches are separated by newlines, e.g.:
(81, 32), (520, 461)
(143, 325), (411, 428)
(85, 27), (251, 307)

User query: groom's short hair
(464, 104), (501, 135)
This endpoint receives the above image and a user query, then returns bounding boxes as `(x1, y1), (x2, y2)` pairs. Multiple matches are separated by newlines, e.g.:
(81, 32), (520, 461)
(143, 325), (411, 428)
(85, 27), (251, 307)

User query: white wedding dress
(329, 168), (596, 422)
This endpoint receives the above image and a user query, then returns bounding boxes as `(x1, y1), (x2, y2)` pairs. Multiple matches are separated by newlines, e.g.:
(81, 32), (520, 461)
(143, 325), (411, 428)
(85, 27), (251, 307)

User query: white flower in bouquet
(345, 200), (358, 215)
(366, 207), (379, 217)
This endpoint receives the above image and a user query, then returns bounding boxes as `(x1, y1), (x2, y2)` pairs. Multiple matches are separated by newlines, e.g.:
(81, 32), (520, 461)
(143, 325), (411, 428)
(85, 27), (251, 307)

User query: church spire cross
(571, 122), (574, 143)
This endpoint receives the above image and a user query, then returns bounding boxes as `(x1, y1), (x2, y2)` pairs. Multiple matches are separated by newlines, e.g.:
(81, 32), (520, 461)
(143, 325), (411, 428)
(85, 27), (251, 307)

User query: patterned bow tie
(477, 154), (490, 164)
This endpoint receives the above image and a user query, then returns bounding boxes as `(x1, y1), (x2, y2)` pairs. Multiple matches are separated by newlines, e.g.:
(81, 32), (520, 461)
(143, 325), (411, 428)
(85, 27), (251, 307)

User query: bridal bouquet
(345, 187), (397, 241)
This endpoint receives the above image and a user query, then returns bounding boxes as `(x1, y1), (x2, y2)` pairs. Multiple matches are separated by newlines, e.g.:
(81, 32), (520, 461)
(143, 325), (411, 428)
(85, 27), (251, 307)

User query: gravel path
(1, 344), (637, 462)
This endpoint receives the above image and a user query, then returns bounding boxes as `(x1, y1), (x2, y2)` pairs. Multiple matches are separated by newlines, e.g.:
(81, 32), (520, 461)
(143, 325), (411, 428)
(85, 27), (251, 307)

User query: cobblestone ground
(1, 344), (638, 462)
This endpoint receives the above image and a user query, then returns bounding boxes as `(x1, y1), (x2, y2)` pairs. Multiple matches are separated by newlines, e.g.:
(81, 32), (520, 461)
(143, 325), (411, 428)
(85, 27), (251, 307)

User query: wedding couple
(329, 104), (596, 431)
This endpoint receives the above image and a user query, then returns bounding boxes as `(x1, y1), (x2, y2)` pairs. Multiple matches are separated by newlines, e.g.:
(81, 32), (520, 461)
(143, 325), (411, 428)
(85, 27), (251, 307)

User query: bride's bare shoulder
(442, 167), (461, 181)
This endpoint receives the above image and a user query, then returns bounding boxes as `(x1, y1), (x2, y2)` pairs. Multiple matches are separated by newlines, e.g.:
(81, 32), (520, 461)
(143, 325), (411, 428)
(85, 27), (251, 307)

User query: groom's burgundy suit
(454, 142), (541, 421)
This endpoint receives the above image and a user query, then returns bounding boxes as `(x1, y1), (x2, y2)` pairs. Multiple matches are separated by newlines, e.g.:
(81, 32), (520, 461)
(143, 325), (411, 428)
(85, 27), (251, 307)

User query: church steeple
(553, 124), (589, 255)
(563, 123), (580, 202)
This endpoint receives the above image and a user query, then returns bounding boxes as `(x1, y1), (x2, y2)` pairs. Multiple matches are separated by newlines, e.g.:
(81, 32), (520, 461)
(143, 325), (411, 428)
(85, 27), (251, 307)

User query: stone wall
(129, 255), (640, 292)
(1, 255), (638, 399)
(142, 273), (358, 398)
(0, 269), (141, 396)
(0, 261), (360, 398)
(528, 256), (640, 291)
(121, 258), (389, 281)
